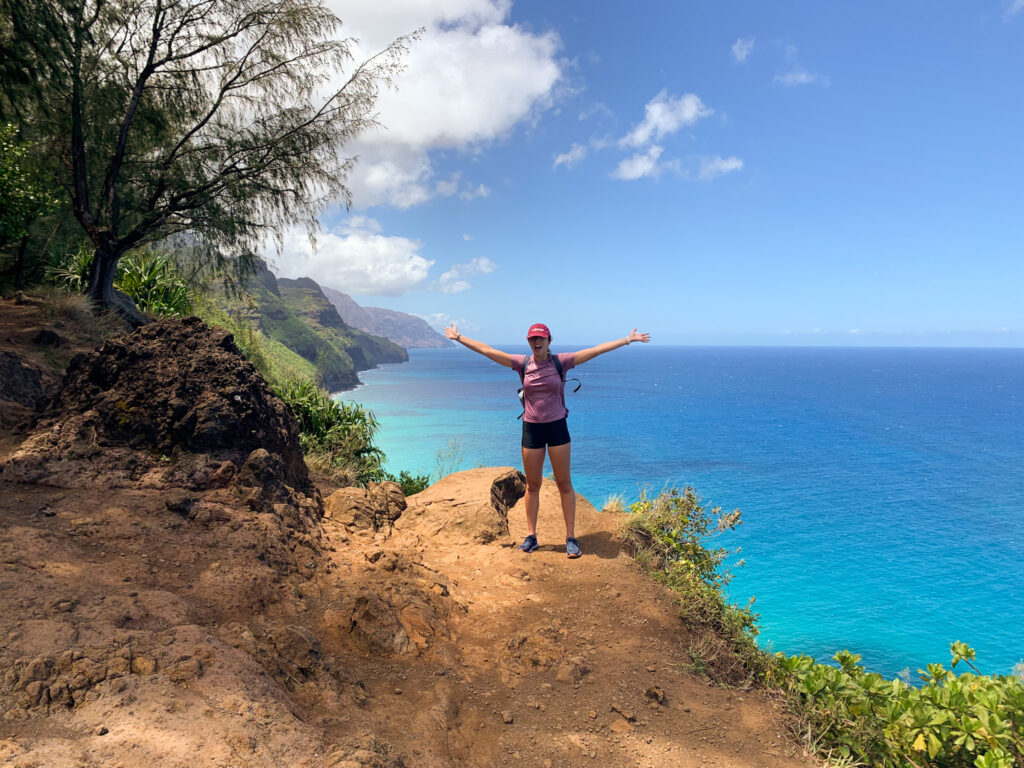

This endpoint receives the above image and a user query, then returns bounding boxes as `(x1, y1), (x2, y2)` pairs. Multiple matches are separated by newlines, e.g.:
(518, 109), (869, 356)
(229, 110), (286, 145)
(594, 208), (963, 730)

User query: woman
(444, 322), (650, 558)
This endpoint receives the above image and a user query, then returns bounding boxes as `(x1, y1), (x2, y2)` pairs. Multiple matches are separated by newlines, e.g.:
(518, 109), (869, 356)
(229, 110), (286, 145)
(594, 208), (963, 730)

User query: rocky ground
(0, 296), (814, 767)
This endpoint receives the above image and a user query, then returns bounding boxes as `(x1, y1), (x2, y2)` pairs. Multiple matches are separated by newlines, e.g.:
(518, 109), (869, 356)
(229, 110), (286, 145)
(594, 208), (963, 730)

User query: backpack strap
(516, 356), (529, 419)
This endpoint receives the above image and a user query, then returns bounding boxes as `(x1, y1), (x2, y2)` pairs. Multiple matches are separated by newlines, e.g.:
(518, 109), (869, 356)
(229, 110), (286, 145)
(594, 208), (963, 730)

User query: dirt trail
(324, 468), (812, 768)
(0, 303), (814, 767)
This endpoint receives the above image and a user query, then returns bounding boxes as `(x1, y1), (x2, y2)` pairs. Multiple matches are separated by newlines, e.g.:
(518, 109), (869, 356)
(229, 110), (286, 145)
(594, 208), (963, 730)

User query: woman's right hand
(444, 323), (460, 341)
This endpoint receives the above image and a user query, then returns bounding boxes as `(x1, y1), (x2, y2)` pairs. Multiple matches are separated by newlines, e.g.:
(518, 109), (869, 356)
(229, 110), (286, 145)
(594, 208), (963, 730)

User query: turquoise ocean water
(345, 345), (1024, 678)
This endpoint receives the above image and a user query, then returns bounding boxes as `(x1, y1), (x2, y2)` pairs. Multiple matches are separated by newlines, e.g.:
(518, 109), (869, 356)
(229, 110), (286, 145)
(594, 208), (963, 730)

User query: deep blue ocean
(345, 345), (1024, 678)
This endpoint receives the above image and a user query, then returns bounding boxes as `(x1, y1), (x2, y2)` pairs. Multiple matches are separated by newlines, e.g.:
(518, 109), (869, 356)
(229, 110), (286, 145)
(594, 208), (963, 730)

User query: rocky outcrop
(395, 467), (526, 544)
(1, 317), (311, 494)
(325, 481), (408, 530)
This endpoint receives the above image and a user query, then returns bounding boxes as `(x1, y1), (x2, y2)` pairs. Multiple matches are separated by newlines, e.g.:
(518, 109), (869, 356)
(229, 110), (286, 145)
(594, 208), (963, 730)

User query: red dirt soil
(0, 297), (816, 767)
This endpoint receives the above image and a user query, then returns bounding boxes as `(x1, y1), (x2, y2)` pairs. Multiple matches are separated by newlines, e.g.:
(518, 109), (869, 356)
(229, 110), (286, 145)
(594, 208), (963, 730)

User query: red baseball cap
(526, 323), (551, 339)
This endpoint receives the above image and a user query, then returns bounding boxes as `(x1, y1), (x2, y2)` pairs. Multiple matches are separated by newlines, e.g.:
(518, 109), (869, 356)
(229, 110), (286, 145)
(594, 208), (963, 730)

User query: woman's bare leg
(521, 446), (547, 537)
(547, 442), (575, 539)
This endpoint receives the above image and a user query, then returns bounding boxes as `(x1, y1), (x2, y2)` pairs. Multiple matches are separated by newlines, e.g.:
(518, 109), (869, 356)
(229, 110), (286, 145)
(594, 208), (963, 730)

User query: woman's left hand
(627, 329), (651, 344)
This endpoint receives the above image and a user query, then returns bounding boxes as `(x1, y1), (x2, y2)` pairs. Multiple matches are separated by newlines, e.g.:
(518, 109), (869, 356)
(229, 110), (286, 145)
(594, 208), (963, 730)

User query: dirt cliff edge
(0, 304), (811, 767)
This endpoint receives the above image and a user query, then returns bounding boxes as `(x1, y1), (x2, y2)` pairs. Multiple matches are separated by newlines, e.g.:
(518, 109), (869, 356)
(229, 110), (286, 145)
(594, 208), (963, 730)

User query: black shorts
(522, 418), (571, 449)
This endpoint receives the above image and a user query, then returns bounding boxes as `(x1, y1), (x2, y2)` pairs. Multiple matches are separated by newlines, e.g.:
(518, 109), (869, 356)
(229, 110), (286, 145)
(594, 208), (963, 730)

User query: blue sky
(271, 1), (1024, 346)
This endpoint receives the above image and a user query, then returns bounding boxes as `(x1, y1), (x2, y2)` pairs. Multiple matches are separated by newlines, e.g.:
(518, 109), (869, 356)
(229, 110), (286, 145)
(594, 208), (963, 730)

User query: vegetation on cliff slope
(195, 262), (406, 394)
(769, 644), (1024, 768)
(617, 487), (1024, 768)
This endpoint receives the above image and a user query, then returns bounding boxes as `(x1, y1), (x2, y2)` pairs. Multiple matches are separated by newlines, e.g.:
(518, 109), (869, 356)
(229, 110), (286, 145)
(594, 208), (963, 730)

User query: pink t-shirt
(510, 353), (577, 423)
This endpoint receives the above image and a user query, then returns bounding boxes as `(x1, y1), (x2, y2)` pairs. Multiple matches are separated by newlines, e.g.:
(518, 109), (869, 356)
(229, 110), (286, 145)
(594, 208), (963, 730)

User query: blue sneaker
(519, 534), (539, 553)
(566, 537), (582, 558)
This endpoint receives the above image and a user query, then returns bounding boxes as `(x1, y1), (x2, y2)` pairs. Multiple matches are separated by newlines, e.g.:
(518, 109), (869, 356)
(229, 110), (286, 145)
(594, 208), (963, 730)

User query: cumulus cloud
(438, 256), (497, 293)
(611, 146), (664, 181)
(271, 217), (433, 296)
(329, 1), (564, 208)
(774, 69), (830, 86)
(698, 155), (744, 180)
(619, 91), (713, 148)
(731, 37), (755, 62)
(553, 143), (588, 169)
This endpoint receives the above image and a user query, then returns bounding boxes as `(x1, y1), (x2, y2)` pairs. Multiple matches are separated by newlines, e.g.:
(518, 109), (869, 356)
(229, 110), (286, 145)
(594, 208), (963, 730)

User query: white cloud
(459, 183), (492, 201)
(462, 233), (474, 241)
(271, 217), (433, 296)
(698, 155), (744, 180)
(330, 1), (564, 208)
(731, 37), (755, 62)
(553, 143), (588, 169)
(578, 102), (615, 121)
(620, 91), (713, 148)
(1008, 0), (1024, 16)
(774, 69), (830, 86)
(773, 43), (829, 87)
(420, 312), (462, 331)
(438, 256), (497, 293)
(611, 146), (664, 181)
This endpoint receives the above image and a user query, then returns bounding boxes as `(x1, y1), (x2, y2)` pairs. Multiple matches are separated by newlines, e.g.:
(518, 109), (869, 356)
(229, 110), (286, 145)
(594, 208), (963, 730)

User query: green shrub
(48, 246), (192, 317)
(616, 486), (765, 680)
(47, 245), (92, 292)
(115, 251), (192, 317)
(772, 643), (1024, 767)
(274, 377), (385, 487)
(382, 469), (432, 496)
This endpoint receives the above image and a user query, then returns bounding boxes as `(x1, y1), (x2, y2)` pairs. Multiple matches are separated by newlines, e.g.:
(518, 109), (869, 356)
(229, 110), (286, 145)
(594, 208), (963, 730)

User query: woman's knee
(554, 477), (574, 494)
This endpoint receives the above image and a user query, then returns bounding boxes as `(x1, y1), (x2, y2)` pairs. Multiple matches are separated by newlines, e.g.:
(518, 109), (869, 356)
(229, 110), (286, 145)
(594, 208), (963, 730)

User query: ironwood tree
(1, 0), (414, 323)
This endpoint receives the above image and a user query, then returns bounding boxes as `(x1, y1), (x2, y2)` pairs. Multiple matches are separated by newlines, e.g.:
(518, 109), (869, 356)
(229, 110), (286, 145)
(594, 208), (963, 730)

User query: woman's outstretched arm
(445, 324), (516, 368)
(573, 329), (650, 366)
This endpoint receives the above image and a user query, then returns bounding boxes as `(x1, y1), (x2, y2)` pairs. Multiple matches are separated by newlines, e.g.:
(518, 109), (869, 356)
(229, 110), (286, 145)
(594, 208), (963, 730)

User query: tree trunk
(85, 246), (147, 327)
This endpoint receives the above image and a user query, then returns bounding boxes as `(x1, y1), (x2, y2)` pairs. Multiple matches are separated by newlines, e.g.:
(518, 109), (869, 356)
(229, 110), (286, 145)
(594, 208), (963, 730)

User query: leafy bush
(0, 123), (60, 249)
(771, 643), (1024, 767)
(115, 251), (193, 317)
(274, 377), (385, 487)
(47, 245), (93, 292)
(382, 469), (431, 496)
(49, 247), (192, 317)
(616, 486), (765, 680)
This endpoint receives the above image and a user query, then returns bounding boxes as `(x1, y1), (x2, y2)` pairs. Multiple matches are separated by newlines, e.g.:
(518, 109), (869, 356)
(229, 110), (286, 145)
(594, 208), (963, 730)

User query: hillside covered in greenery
(199, 261), (407, 393)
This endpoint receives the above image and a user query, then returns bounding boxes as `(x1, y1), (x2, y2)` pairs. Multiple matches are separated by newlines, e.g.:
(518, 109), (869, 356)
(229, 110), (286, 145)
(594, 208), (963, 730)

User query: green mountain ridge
(320, 285), (449, 349)
(204, 262), (407, 392)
